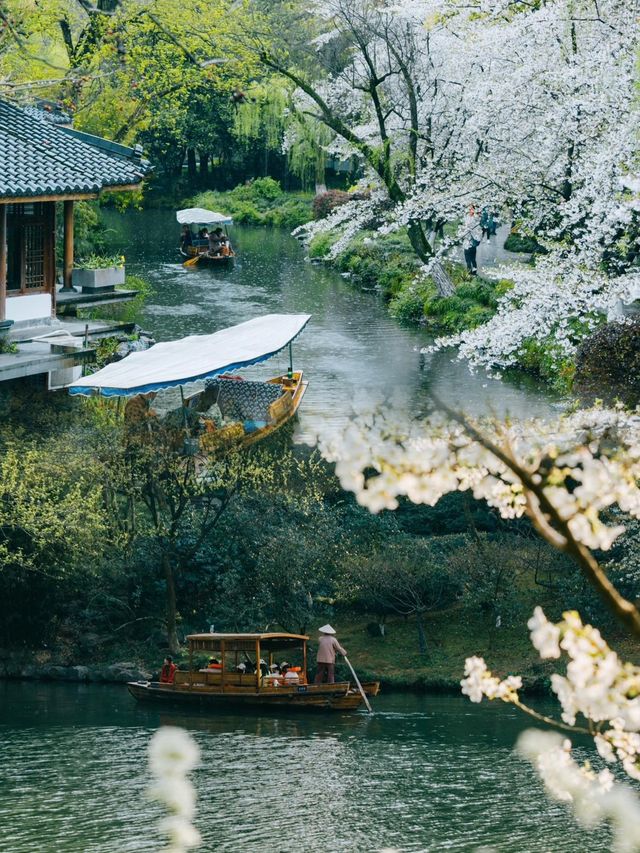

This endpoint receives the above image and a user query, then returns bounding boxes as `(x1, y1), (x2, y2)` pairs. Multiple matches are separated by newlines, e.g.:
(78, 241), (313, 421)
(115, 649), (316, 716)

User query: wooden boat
(68, 314), (311, 450)
(128, 632), (380, 713)
(177, 207), (235, 266)
(186, 369), (308, 451)
(179, 244), (235, 266)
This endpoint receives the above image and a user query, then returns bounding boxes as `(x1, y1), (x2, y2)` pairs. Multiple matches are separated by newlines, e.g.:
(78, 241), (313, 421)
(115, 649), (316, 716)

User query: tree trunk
(406, 221), (455, 297)
(199, 151), (209, 180)
(162, 551), (179, 654)
(187, 148), (197, 181)
(430, 260), (455, 298)
(415, 611), (427, 654)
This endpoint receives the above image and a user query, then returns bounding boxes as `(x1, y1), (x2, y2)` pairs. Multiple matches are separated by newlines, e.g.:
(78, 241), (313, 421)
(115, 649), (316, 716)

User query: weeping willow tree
(286, 116), (334, 189)
(234, 81), (331, 189)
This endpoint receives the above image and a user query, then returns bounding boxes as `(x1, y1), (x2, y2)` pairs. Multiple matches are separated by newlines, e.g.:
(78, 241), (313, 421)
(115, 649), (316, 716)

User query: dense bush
(312, 190), (352, 219)
(503, 230), (548, 254)
(190, 179), (313, 229)
(574, 317), (640, 407)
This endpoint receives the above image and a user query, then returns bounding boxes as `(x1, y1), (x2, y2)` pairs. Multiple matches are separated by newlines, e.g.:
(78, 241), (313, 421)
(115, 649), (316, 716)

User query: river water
(0, 682), (611, 852)
(103, 211), (558, 442)
(11, 213), (586, 852)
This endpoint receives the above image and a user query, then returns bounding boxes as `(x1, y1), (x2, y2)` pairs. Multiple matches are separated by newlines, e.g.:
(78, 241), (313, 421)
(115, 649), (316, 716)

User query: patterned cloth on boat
(204, 378), (282, 422)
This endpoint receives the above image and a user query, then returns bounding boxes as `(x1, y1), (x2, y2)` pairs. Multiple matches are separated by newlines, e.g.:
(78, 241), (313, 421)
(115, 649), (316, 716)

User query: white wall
(5, 293), (52, 323)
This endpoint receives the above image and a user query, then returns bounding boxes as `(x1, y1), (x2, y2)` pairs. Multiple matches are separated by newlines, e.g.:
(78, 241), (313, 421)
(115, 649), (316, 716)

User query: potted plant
(0, 318), (15, 353)
(72, 254), (126, 292)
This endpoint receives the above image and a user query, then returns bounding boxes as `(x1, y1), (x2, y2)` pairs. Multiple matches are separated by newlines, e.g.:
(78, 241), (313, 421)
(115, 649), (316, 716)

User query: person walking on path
(462, 205), (482, 275)
(314, 624), (346, 684)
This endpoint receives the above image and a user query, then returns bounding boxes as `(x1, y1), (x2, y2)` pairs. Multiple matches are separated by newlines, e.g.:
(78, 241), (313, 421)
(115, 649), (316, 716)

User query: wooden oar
(343, 655), (373, 713)
(183, 253), (201, 267)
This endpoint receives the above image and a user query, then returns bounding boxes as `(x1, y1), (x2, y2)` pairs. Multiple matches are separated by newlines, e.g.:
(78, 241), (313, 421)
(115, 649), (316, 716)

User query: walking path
(451, 223), (531, 275)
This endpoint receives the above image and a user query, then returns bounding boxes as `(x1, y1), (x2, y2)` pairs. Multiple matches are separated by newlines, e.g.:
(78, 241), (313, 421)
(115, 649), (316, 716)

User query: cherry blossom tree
(319, 401), (640, 843)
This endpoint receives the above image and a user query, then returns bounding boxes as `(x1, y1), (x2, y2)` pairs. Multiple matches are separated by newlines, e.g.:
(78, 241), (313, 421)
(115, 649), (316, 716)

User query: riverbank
(308, 226), (583, 393)
(188, 177), (313, 229)
(4, 609), (636, 695)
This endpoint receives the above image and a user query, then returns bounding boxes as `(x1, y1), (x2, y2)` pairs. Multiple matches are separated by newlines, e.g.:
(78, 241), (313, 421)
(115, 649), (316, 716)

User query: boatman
(314, 625), (346, 684)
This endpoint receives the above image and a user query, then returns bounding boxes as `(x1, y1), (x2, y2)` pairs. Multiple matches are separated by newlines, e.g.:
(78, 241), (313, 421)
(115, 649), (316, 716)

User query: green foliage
(504, 231), (548, 255)
(76, 253), (125, 270)
(309, 231), (338, 259)
(420, 269), (501, 333)
(574, 318), (640, 407)
(191, 180), (313, 229)
(516, 338), (576, 394)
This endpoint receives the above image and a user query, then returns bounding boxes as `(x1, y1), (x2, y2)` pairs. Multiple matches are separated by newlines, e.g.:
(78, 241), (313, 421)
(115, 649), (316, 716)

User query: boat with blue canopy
(67, 314), (310, 450)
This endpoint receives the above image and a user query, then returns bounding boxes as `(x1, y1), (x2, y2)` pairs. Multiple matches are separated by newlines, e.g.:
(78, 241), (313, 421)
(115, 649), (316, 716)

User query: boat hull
(127, 680), (378, 712)
(180, 249), (235, 266)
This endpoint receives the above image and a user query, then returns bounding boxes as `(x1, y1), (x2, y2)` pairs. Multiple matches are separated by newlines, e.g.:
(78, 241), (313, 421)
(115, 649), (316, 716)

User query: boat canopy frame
(67, 313), (311, 397)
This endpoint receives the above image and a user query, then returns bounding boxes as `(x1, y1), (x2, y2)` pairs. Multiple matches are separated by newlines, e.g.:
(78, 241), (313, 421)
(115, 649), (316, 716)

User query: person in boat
(281, 662), (300, 684)
(314, 624), (347, 684)
(218, 229), (232, 256)
(270, 663), (281, 675)
(180, 224), (194, 253)
(208, 228), (223, 256)
(198, 227), (209, 240)
(207, 657), (222, 670)
(160, 656), (177, 684)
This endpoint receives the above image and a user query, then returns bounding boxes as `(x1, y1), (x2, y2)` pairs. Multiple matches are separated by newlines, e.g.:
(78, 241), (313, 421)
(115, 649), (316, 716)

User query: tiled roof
(0, 99), (151, 199)
(22, 104), (73, 126)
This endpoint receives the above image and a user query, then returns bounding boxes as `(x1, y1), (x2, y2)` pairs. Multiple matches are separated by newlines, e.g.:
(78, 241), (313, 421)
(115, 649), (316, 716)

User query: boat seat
(205, 377), (283, 423)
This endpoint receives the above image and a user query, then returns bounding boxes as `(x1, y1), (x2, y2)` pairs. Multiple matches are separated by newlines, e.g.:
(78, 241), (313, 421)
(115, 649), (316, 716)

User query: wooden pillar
(220, 640), (225, 693)
(49, 203), (56, 316)
(303, 641), (307, 685)
(61, 199), (75, 291)
(0, 205), (6, 321)
(255, 640), (261, 693)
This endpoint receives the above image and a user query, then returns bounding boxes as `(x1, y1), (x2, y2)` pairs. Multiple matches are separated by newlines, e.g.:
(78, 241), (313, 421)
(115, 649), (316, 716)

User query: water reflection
(103, 212), (558, 442)
(0, 683), (611, 852)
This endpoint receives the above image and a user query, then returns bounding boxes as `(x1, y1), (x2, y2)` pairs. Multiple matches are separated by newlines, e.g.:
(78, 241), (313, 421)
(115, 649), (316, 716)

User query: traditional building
(0, 98), (150, 325)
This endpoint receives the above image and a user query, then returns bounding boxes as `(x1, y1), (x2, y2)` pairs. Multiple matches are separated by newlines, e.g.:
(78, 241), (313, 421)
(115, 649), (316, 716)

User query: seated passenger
(269, 663), (281, 675)
(208, 228), (223, 255)
(207, 657), (222, 670)
(280, 662), (300, 684)
(180, 225), (193, 252)
(255, 659), (269, 677)
(160, 656), (177, 684)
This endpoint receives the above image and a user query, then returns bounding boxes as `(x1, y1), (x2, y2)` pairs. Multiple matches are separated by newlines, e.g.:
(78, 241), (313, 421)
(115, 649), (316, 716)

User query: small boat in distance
(177, 207), (235, 266)
(67, 314), (310, 451)
(128, 632), (380, 712)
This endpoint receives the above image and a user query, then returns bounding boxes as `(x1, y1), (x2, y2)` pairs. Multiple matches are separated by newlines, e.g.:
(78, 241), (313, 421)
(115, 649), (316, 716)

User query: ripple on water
(0, 685), (613, 853)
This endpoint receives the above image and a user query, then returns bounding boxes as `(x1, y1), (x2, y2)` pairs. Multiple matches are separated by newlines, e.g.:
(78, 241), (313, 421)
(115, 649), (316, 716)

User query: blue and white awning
(68, 314), (311, 397)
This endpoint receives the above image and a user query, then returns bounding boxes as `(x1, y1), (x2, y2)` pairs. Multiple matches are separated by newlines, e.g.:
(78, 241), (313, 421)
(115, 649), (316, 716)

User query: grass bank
(189, 177), (313, 229)
(311, 228), (512, 335)
(309, 226), (579, 393)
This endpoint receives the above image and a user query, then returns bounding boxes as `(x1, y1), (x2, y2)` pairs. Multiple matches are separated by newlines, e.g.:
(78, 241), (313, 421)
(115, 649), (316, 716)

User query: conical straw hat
(318, 624), (336, 634)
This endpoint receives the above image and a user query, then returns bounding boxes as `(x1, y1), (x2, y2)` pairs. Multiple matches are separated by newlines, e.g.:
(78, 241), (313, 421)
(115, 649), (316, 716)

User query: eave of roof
(0, 99), (152, 201)
(187, 633), (310, 642)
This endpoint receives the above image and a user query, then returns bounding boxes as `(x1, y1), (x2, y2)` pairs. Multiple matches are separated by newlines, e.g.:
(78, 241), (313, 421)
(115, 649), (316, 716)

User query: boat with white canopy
(177, 207), (235, 266)
(68, 314), (310, 450)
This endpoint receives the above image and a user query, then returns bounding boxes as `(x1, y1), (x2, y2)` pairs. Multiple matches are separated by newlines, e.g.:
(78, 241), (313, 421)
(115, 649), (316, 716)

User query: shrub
(309, 231), (338, 258)
(313, 190), (352, 219)
(517, 338), (575, 393)
(504, 231), (548, 254)
(574, 318), (640, 407)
